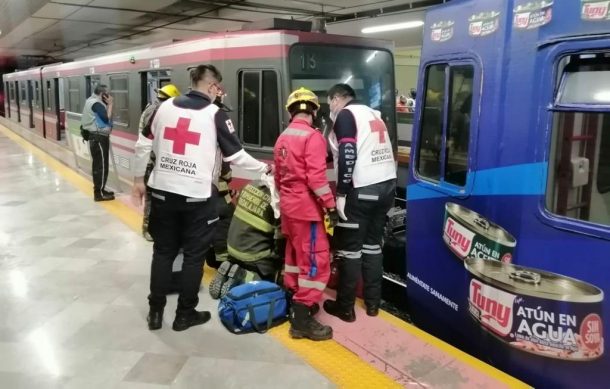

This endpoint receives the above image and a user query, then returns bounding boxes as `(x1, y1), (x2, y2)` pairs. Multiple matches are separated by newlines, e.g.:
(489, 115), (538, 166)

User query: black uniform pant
(334, 179), (396, 310)
(89, 134), (110, 193)
(204, 196), (235, 269)
(148, 190), (218, 315)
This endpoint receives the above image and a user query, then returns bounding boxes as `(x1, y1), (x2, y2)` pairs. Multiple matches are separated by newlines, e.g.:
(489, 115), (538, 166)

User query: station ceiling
(0, 0), (444, 64)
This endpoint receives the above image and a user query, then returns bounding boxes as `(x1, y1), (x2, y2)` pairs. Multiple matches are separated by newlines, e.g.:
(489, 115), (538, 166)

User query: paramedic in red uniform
(274, 87), (338, 341)
(132, 65), (271, 332)
(323, 83), (397, 322)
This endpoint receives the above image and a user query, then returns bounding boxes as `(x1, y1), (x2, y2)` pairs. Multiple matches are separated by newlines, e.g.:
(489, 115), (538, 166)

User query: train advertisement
(407, 0), (610, 387)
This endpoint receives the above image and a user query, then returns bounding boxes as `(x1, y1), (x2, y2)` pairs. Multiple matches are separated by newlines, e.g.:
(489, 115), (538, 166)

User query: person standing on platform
(139, 84), (181, 241)
(274, 87), (338, 341)
(323, 83), (397, 322)
(81, 85), (114, 202)
(132, 64), (271, 332)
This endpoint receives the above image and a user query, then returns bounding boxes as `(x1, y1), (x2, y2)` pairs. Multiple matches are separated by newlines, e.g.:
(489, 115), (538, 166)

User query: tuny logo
(582, 1), (610, 20)
(443, 217), (474, 258)
(469, 279), (515, 336)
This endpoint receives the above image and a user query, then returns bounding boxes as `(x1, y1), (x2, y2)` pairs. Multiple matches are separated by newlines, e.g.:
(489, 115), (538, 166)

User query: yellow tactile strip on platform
(0, 124), (400, 388)
(268, 324), (401, 388)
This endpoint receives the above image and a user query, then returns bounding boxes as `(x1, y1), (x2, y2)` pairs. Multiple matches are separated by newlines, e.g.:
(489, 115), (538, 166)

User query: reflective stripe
(228, 245), (271, 262)
(234, 207), (274, 233)
(186, 197), (207, 203)
(283, 127), (310, 137)
(337, 222), (359, 229)
(151, 192), (165, 201)
(362, 249), (382, 255)
(313, 184), (331, 197)
(207, 217), (219, 225)
(298, 278), (326, 291)
(284, 264), (300, 274)
(337, 250), (362, 259)
(363, 244), (380, 250)
(358, 194), (379, 201)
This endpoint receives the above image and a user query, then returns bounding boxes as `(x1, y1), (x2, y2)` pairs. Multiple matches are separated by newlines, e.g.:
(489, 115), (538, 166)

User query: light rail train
(2, 23), (400, 191)
(407, 1), (610, 387)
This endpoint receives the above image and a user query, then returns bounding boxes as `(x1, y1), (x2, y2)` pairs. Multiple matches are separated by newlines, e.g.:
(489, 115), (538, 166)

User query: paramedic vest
(147, 97), (221, 199)
(330, 104), (396, 188)
(227, 182), (277, 262)
(81, 95), (110, 136)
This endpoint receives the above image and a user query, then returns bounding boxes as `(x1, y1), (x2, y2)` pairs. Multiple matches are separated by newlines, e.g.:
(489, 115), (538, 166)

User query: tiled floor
(0, 132), (333, 388)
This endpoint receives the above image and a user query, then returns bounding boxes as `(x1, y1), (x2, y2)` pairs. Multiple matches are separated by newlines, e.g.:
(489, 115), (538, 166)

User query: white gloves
(336, 196), (347, 221)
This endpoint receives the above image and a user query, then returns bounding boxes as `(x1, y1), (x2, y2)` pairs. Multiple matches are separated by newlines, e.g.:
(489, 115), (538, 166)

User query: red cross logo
(163, 117), (200, 155)
(369, 119), (387, 143)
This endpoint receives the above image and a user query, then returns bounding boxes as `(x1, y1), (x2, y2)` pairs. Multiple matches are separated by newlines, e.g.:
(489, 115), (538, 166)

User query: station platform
(0, 122), (529, 388)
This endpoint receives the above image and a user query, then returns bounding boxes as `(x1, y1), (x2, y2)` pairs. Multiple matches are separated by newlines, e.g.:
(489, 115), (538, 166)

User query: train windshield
(288, 44), (395, 138)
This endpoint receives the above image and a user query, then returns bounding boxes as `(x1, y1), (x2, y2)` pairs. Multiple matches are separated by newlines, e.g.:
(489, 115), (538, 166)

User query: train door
(5, 82), (10, 118)
(16, 81), (22, 123)
(26, 80), (34, 128)
(52, 78), (63, 140)
(140, 70), (171, 111)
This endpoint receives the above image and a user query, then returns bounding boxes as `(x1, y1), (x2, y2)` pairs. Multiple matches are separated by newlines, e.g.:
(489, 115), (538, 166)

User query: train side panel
(407, 1), (610, 387)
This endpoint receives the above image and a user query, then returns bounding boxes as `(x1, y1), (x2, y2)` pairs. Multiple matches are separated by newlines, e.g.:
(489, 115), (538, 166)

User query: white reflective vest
(330, 104), (397, 188)
(147, 98), (221, 199)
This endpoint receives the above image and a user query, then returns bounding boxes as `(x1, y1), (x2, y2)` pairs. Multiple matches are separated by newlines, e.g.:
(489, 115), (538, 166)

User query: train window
(109, 74), (129, 126)
(34, 81), (40, 109)
(546, 53), (610, 227)
(20, 82), (26, 104)
(67, 77), (81, 113)
(416, 63), (474, 187)
(417, 64), (446, 181)
(9, 83), (14, 101)
(239, 70), (280, 147)
(46, 80), (52, 111)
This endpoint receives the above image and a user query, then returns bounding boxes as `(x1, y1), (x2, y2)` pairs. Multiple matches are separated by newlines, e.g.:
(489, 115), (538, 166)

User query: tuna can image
(443, 203), (516, 263)
(430, 20), (455, 42)
(513, 1), (554, 29)
(465, 258), (604, 361)
(469, 11), (501, 37)
(581, 0), (610, 20)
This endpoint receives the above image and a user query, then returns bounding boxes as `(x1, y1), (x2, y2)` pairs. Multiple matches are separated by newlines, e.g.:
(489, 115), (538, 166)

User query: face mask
(329, 110), (337, 123)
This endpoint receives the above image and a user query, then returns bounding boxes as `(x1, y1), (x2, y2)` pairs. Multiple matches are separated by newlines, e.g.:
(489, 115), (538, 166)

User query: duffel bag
(218, 280), (287, 334)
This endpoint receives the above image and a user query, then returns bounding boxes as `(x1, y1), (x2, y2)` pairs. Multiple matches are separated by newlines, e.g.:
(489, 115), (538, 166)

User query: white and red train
(2, 25), (399, 190)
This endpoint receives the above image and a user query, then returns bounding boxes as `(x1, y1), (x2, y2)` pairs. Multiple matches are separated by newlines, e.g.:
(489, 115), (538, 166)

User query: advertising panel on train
(407, 1), (610, 387)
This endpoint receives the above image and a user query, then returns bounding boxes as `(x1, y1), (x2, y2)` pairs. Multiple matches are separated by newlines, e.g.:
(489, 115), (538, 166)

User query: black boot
(323, 299), (356, 322)
(147, 309), (163, 330)
(94, 191), (115, 202)
(102, 188), (115, 196)
(172, 310), (211, 331)
(289, 303), (332, 341)
(286, 291), (318, 315)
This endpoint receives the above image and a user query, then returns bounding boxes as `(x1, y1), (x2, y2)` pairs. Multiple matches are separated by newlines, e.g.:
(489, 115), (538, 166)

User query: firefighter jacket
(273, 118), (335, 221)
(134, 91), (267, 199)
(227, 181), (278, 262)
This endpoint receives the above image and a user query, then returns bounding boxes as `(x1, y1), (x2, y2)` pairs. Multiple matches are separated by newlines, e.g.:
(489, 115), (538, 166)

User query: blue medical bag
(218, 280), (288, 334)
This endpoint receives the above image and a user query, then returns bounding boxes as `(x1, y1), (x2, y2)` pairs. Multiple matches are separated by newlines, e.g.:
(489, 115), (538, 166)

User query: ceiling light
(366, 51), (377, 63)
(593, 91), (610, 102)
(343, 75), (353, 84)
(362, 21), (424, 34)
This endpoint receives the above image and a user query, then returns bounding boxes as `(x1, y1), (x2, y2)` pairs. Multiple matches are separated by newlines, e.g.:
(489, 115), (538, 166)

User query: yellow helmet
(285, 87), (320, 113)
(157, 84), (180, 99)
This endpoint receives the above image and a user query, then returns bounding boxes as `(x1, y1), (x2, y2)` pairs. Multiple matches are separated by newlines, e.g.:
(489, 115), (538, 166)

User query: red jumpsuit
(273, 118), (335, 307)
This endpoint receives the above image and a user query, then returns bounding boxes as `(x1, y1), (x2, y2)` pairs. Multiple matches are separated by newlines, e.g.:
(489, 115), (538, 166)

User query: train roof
(3, 29), (393, 81)
(422, 0), (610, 58)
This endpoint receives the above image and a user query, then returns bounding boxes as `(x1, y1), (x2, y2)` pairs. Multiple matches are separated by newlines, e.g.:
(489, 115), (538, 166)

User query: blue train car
(406, 0), (610, 387)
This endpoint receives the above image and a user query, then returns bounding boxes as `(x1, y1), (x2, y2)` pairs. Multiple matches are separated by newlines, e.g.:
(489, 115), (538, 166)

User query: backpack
(218, 281), (287, 334)
(80, 125), (90, 142)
